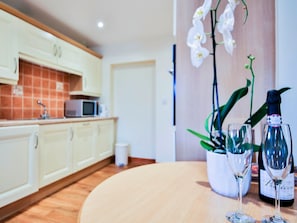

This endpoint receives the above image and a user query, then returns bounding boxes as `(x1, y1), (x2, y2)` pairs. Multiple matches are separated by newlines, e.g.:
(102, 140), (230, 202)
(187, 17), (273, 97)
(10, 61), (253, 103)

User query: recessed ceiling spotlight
(97, 21), (104, 28)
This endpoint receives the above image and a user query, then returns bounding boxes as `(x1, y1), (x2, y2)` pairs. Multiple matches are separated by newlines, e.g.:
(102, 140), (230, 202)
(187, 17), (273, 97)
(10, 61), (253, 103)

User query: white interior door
(112, 61), (155, 159)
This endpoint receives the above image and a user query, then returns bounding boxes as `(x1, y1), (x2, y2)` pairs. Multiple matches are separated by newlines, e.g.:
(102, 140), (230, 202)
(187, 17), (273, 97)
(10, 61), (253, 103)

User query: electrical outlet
(12, 85), (23, 96)
(56, 82), (64, 91)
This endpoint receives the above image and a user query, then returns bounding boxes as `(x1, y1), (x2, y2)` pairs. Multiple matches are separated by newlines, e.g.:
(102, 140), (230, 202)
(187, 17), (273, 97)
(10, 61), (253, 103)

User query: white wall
(92, 37), (176, 162)
(276, 0), (297, 162)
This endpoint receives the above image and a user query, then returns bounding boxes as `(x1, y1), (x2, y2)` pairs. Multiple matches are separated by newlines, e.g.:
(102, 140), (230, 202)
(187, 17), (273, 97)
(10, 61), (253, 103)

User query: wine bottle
(258, 90), (295, 206)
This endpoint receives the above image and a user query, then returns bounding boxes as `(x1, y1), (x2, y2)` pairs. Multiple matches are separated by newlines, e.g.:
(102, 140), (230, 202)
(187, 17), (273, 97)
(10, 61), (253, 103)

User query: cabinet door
(0, 10), (18, 84)
(95, 120), (115, 160)
(72, 122), (96, 172)
(82, 52), (102, 96)
(18, 21), (57, 66)
(39, 123), (72, 187)
(56, 39), (83, 76)
(0, 125), (39, 208)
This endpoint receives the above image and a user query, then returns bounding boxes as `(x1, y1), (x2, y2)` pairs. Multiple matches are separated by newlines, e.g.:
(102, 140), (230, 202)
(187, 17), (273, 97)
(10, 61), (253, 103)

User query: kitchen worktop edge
(0, 117), (118, 127)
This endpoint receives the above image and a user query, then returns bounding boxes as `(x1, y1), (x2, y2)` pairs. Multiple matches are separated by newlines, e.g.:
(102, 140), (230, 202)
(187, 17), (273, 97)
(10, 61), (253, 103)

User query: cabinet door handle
(97, 125), (101, 135)
(14, 57), (17, 74)
(58, 46), (62, 58)
(83, 122), (90, 126)
(34, 133), (39, 149)
(70, 127), (74, 141)
(53, 44), (58, 56)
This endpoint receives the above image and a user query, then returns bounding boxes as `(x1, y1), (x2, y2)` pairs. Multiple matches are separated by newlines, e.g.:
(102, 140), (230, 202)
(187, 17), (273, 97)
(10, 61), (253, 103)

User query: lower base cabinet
(0, 125), (39, 208)
(39, 119), (115, 187)
(39, 123), (72, 187)
(95, 120), (115, 160)
(0, 119), (115, 208)
(72, 122), (97, 172)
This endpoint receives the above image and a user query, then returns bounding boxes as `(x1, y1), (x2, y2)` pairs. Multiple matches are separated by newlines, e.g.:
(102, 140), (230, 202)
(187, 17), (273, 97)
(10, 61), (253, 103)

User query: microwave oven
(64, 99), (98, 117)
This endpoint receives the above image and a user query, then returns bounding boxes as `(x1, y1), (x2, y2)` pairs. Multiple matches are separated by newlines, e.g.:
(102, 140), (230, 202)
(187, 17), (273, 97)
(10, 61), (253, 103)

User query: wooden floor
(3, 159), (155, 223)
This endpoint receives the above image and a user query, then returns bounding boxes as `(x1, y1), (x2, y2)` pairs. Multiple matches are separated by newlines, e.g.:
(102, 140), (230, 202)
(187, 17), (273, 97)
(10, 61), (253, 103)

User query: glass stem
(274, 181), (282, 219)
(237, 177), (243, 214)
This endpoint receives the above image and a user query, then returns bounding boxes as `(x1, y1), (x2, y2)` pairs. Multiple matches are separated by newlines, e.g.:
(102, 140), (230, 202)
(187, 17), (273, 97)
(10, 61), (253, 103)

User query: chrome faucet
(37, 100), (50, 119)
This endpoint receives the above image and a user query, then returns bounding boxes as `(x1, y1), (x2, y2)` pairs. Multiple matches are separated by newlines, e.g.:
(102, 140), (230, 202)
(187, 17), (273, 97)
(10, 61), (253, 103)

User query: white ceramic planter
(206, 151), (251, 198)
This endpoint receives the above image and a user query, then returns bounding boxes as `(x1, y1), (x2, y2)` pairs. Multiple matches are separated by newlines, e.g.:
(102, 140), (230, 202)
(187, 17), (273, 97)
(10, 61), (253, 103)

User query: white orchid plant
(187, 0), (244, 68)
(186, 0), (290, 153)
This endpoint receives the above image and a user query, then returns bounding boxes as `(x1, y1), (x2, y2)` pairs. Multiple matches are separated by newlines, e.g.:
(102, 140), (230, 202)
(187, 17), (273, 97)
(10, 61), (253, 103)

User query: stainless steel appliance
(64, 99), (97, 117)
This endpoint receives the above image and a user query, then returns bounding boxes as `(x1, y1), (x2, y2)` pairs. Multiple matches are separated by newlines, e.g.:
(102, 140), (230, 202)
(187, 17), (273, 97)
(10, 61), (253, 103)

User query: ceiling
(0, 0), (174, 50)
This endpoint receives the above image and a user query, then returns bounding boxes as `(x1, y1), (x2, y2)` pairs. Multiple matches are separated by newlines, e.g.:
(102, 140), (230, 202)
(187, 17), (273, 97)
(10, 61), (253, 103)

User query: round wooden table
(79, 162), (297, 223)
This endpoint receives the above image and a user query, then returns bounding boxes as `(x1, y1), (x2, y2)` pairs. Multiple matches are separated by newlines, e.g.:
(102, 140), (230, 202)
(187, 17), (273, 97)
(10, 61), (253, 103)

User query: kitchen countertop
(0, 117), (118, 127)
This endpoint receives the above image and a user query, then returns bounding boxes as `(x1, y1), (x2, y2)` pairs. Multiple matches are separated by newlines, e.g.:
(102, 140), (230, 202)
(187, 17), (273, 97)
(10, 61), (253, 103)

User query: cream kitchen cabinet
(39, 123), (73, 187)
(38, 119), (115, 187)
(72, 119), (116, 171)
(95, 120), (115, 160)
(0, 10), (19, 85)
(82, 52), (102, 96)
(18, 21), (83, 76)
(56, 38), (83, 75)
(0, 125), (39, 208)
(70, 52), (102, 97)
(72, 121), (97, 172)
(18, 21), (56, 66)
(0, 7), (102, 96)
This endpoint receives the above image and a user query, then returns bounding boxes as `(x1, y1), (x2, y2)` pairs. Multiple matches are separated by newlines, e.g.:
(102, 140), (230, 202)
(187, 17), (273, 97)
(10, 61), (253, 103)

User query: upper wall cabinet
(0, 4), (103, 96)
(56, 38), (84, 75)
(83, 52), (102, 95)
(0, 10), (19, 85)
(18, 21), (83, 76)
(82, 53), (101, 96)
(69, 51), (102, 97)
(17, 18), (102, 97)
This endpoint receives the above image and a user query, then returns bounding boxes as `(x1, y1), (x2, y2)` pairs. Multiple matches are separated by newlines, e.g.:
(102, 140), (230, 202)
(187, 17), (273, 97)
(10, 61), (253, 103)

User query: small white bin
(115, 143), (129, 167)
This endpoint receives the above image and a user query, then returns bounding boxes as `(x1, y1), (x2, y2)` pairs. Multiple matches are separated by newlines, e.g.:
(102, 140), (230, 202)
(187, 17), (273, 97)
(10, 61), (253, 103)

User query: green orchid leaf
(245, 103), (266, 128)
(252, 144), (261, 152)
(200, 140), (216, 151)
(187, 129), (210, 141)
(244, 87), (291, 127)
(214, 79), (251, 129)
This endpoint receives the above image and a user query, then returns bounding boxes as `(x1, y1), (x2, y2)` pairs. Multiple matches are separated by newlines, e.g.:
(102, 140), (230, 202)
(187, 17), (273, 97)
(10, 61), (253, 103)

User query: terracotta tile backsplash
(0, 60), (71, 120)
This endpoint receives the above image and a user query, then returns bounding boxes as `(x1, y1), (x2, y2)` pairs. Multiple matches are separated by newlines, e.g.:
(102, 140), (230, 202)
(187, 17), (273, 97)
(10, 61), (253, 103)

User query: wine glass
(225, 123), (255, 223)
(261, 123), (292, 223)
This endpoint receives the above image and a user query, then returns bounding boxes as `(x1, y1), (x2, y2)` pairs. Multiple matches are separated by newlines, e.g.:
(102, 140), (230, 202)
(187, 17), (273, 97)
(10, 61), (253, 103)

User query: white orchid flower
(193, 0), (212, 22)
(217, 3), (235, 34)
(187, 0), (244, 67)
(228, 0), (240, 10)
(190, 46), (210, 68)
(221, 31), (236, 55)
(187, 20), (207, 48)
